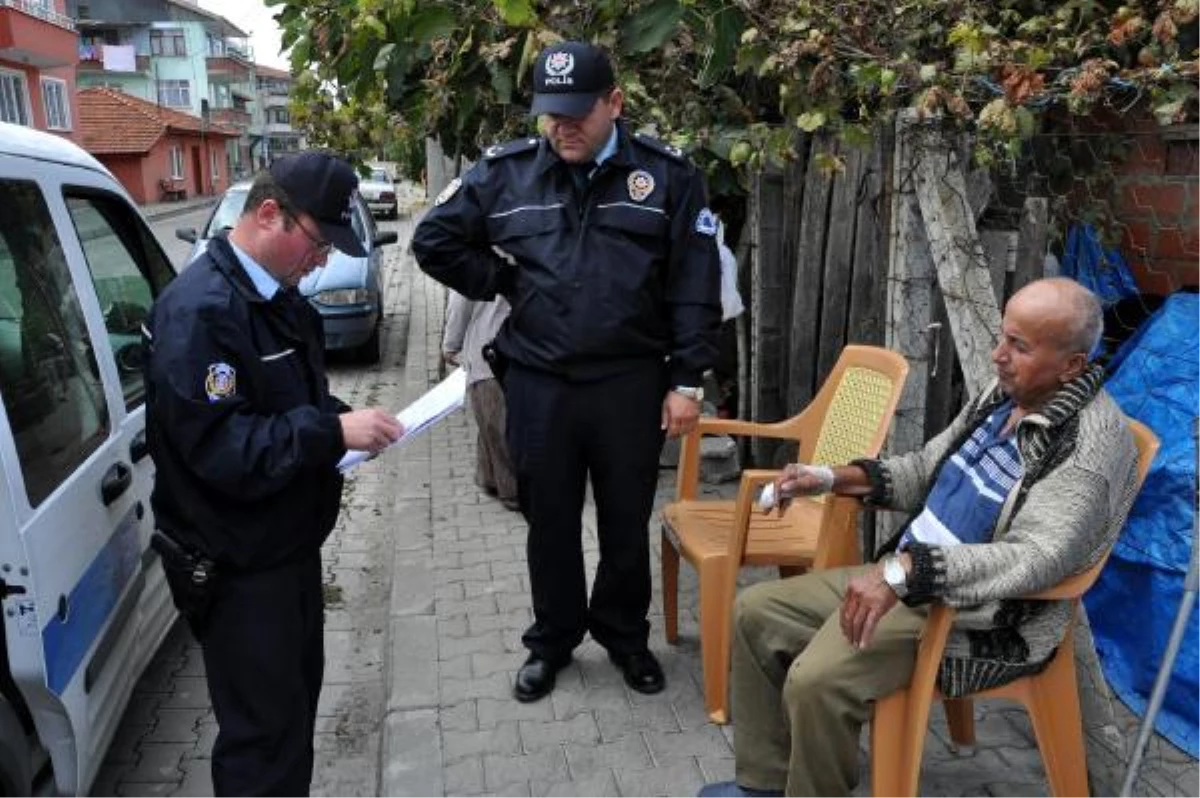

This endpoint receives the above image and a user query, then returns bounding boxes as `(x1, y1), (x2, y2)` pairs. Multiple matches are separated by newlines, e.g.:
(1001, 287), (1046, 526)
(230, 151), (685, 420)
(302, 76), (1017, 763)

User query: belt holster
(151, 531), (220, 635)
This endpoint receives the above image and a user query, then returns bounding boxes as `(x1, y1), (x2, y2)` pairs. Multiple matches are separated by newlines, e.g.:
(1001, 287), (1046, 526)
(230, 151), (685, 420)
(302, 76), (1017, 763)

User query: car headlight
(314, 288), (370, 305)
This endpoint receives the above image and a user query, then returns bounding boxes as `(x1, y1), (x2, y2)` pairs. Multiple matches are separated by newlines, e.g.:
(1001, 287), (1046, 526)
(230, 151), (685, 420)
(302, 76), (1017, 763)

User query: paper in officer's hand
(338, 367), (467, 473)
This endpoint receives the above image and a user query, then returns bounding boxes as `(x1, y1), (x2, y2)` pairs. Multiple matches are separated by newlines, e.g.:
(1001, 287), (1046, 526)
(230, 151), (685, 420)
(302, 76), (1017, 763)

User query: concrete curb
(381, 242), (446, 797)
(141, 197), (217, 223)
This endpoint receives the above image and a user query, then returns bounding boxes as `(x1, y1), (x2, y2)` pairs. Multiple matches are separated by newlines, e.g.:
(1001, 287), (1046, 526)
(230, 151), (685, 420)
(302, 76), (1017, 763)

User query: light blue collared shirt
(594, 126), (618, 166)
(228, 238), (281, 301)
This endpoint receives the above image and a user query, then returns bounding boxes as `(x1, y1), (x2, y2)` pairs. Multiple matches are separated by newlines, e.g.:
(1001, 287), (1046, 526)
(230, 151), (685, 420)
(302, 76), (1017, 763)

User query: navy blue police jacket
(144, 233), (349, 571)
(411, 122), (722, 387)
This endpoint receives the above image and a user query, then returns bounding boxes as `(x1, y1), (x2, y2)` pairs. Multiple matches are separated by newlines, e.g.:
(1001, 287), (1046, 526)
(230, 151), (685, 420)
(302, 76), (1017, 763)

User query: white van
(0, 123), (177, 795)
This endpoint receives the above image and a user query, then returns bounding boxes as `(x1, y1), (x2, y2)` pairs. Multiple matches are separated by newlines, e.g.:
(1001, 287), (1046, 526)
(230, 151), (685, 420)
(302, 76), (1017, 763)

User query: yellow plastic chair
(870, 418), (1159, 796)
(660, 344), (909, 723)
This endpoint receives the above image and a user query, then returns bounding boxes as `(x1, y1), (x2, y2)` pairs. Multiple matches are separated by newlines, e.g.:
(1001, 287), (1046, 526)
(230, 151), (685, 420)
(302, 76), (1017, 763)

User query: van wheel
(356, 325), (381, 365)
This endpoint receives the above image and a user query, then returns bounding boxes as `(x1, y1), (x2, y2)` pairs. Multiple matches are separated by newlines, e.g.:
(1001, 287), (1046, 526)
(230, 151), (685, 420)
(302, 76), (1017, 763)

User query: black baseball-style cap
(269, 152), (367, 257)
(529, 41), (615, 118)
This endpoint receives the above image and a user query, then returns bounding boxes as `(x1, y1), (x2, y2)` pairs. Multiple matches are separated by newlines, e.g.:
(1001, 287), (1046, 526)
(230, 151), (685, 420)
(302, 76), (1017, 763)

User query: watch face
(884, 557), (905, 587)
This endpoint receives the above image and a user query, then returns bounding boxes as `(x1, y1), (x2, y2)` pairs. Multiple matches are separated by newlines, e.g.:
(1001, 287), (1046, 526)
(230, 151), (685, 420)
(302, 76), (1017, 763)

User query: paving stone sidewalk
(382, 219), (1197, 798)
(92, 211), (1196, 796)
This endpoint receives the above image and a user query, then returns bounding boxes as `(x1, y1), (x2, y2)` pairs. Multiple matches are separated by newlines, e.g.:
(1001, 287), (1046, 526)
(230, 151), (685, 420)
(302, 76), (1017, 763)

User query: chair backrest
(782, 345), (909, 466)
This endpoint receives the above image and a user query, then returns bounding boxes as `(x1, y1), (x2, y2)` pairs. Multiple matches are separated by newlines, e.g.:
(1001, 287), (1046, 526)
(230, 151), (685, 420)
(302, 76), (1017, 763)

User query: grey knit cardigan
(861, 365), (1141, 697)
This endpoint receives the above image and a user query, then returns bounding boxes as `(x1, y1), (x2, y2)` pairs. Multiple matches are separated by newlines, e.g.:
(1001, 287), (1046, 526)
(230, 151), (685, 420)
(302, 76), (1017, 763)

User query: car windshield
(203, 188), (249, 237)
(370, 169), (389, 182)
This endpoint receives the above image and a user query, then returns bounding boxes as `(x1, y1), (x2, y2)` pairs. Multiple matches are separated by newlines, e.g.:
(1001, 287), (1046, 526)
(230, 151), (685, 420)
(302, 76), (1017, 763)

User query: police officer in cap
(413, 41), (721, 702)
(144, 151), (402, 795)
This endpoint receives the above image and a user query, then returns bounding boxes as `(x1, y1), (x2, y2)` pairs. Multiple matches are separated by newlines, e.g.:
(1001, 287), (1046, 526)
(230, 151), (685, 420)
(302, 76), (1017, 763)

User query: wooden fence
(737, 113), (1050, 466)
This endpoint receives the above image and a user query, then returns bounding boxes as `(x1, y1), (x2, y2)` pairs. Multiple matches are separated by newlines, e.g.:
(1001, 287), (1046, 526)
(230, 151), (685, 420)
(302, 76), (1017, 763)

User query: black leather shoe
(513, 653), (569, 703)
(609, 649), (665, 694)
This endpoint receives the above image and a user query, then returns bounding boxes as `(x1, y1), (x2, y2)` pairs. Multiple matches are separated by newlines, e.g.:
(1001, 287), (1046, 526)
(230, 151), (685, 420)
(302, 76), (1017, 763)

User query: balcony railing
(206, 54), (253, 80)
(78, 47), (150, 72)
(1, 0), (76, 32)
(211, 106), (251, 128)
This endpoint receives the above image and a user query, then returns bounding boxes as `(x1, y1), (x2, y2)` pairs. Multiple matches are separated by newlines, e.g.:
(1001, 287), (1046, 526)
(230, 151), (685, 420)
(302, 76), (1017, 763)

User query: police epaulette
(481, 137), (540, 160)
(632, 133), (687, 161)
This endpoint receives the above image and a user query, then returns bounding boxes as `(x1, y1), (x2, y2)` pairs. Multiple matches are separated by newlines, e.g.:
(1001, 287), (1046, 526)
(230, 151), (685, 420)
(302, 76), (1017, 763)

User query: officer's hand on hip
(340, 408), (404, 454)
(661, 391), (701, 439)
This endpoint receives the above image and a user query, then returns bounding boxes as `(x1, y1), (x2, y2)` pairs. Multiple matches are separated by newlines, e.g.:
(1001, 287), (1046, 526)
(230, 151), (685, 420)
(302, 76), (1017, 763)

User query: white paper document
(338, 367), (467, 473)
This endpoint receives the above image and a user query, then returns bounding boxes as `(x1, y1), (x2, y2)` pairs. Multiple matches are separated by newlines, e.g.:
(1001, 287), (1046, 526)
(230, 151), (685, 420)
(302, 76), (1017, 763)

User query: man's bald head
(1007, 278), (1103, 357)
(993, 278), (1102, 410)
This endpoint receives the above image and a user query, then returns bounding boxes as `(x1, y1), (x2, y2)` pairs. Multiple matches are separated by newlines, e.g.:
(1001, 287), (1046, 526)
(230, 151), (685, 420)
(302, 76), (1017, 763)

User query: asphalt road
(149, 207), (212, 271)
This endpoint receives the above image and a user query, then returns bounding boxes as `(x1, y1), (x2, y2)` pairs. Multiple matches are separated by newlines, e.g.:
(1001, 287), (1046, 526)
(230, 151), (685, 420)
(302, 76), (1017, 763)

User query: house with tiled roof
(69, 0), (258, 180)
(0, 0), (79, 140)
(78, 86), (239, 204)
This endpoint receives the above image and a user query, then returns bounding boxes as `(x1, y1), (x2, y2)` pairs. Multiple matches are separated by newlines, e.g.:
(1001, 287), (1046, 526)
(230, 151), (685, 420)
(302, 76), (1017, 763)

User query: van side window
(0, 180), (109, 507)
(64, 191), (174, 409)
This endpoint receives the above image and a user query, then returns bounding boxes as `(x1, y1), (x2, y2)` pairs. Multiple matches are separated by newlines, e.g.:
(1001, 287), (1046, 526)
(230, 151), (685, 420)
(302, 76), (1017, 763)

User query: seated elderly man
(699, 277), (1141, 797)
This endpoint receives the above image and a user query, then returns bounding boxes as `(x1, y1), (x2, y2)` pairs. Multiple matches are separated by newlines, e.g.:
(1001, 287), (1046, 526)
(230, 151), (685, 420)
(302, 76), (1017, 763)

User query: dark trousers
(505, 362), (666, 659)
(195, 553), (325, 796)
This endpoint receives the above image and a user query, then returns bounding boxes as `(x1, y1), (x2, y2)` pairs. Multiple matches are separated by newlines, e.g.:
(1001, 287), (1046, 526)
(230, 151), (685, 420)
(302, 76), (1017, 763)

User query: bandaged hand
(759, 463), (835, 513)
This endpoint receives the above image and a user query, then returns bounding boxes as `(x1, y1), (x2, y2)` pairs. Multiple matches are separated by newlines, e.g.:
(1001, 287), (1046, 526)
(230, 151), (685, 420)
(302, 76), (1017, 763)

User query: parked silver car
(175, 182), (397, 363)
(358, 167), (398, 219)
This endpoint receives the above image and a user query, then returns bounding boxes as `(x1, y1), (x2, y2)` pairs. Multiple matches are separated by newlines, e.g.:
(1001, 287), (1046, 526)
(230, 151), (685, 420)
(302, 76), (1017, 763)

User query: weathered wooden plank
(885, 112), (937, 459)
(787, 134), (837, 419)
(1013, 196), (1050, 292)
(923, 290), (958, 437)
(848, 126), (893, 348)
(980, 228), (1017, 306)
(749, 168), (793, 465)
(815, 143), (867, 386)
(913, 147), (1003, 397)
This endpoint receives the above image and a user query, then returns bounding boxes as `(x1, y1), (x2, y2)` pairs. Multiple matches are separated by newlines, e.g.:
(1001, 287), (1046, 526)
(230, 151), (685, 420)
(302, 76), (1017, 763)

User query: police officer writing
(413, 41), (722, 702)
(144, 152), (402, 796)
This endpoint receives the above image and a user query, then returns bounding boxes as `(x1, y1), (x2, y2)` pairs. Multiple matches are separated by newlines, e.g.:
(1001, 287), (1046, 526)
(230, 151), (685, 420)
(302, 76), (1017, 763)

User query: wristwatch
(673, 385), (704, 403)
(882, 554), (909, 599)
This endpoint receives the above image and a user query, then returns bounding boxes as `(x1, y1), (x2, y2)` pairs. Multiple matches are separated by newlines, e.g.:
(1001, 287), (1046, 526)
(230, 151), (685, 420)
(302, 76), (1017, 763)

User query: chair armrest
(696, 416), (807, 441)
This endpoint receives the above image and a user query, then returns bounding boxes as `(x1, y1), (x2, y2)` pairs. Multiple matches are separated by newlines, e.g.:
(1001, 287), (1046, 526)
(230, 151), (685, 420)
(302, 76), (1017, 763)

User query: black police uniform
(413, 121), (721, 662)
(144, 233), (348, 796)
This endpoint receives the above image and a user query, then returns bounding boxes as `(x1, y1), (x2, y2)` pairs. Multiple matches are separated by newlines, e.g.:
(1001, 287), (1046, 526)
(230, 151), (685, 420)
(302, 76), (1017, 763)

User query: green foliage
(268, 0), (1198, 194)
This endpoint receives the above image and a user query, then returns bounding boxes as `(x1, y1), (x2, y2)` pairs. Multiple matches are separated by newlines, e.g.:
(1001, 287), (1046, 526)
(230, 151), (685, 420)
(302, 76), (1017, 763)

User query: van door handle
(100, 463), (132, 506)
(130, 430), (148, 463)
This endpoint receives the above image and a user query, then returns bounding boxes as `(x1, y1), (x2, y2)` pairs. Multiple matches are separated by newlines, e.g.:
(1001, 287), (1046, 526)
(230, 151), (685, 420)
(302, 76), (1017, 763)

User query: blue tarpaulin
(1087, 291), (1199, 758)
(1060, 223), (1141, 308)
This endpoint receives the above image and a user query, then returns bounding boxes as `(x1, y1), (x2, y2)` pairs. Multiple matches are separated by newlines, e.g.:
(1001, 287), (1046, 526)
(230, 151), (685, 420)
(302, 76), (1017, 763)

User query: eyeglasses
(281, 207), (332, 254)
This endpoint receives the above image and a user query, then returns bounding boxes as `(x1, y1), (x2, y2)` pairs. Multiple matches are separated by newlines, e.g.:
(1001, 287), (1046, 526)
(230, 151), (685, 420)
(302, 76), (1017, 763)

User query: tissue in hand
(757, 482), (777, 512)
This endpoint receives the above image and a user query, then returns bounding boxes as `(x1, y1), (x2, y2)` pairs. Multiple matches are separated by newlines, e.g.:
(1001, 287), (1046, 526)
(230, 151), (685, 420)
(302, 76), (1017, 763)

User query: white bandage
(757, 464), (835, 511)
(807, 464), (836, 493)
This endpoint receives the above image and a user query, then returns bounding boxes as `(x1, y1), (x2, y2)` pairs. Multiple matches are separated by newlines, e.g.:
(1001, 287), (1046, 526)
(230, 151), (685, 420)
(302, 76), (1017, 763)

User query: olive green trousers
(729, 565), (927, 796)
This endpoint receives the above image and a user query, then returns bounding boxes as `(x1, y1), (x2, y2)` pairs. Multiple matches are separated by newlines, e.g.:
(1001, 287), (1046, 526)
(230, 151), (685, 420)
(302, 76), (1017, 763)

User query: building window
(40, 78), (70, 130)
(150, 28), (187, 57)
(210, 149), (219, 184)
(169, 146), (184, 179)
(156, 79), (190, 108)
(0, 70), (31, 127)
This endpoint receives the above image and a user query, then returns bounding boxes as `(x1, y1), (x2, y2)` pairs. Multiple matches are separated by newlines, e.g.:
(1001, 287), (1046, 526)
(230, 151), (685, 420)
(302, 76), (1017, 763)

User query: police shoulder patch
(632, 133), (688, 162)
(695, 208), (719, 237)
(205, 362), (237, 402)
(481, 137), (540, 161)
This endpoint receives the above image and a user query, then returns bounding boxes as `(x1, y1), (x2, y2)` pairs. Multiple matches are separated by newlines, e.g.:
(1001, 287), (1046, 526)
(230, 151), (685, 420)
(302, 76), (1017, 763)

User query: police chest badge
(435, 177), (462, 206)
(205, 362), (236, 403)
(627, 170), (655, 202)
(695, 207), (718, 237)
